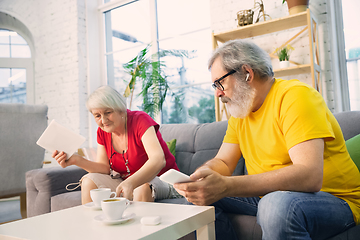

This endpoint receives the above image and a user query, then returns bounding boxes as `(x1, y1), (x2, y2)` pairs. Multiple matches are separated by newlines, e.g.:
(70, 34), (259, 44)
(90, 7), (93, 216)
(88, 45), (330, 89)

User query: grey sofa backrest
(160, 120), (245, 176)
(334, 111), (360, 140)
(0, 103), (48, 197)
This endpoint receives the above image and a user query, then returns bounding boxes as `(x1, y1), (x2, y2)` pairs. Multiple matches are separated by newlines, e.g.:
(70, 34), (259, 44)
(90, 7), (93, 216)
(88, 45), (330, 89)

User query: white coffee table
(0, 202), (215, 240)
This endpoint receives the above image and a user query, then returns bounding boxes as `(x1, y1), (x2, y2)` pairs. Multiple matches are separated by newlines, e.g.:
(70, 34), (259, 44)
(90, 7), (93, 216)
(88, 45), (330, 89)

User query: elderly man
(174, 39), (360, 239)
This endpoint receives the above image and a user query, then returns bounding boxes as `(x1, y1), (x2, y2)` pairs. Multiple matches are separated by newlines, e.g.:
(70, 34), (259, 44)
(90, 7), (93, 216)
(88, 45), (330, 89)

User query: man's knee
(257, 191), (312, 239)
(257, 191), (296, 227)
(257, 191), (310, 230)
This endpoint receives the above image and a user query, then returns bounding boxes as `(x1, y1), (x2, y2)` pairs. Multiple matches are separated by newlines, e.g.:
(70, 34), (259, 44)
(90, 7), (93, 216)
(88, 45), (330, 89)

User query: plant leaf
(122, 44), (193, 117)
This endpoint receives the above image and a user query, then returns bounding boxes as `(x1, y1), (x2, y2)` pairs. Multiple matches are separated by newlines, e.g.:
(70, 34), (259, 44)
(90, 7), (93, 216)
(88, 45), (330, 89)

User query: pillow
(166, 139), (177, 158)
(346, 133), (360, 171)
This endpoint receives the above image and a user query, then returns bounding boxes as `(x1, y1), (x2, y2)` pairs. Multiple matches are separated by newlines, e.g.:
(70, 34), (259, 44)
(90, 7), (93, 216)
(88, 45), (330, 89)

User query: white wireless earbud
(245, 73), (250, 82)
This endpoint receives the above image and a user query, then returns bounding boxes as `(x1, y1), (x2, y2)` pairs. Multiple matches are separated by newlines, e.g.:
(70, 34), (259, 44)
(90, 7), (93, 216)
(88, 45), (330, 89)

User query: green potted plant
(122, 45), (193, 118)
(275, 44), (294, 68)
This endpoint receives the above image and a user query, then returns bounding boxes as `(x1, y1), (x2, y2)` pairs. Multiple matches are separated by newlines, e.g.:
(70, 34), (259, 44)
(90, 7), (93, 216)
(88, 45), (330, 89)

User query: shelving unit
(212, 9), (321, 121)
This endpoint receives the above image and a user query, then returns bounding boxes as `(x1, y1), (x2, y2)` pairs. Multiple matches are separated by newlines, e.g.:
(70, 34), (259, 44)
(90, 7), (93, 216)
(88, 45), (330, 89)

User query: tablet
(159, 169), (192, 185)
(36, 119), (86, 159)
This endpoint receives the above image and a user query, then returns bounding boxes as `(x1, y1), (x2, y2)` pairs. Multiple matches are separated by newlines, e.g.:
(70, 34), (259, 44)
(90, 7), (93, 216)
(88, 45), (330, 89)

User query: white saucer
(83, 202), (101, 210)
(94, 213), (135, 225)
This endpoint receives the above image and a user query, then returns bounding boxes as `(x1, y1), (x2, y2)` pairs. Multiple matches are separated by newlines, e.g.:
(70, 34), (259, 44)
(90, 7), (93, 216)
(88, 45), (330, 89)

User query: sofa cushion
(160, 121), (245, 176)
(228, 214), (262, 239)
(51, 191), (82, 212)
(346, 133), (360, 171)
(334, 111), (360, 140)
(160, 124), (199, 175)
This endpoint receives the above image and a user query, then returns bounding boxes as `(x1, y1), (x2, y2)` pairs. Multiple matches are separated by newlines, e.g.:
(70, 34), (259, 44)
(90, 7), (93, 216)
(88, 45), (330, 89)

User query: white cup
(101, 197), (130, 221)
(90, 188), (116, 208)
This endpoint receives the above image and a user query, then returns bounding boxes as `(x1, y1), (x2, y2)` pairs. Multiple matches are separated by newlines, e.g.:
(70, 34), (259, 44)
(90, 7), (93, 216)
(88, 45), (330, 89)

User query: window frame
(0, 25), (34, 104)
(98, 0), (159, 88)
(0, 57), (33, 103)
(327, 0), (351, 112)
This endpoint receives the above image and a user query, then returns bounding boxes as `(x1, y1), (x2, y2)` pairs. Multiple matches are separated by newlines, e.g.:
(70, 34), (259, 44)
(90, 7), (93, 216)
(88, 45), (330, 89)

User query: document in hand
(36, 119), (86, 159)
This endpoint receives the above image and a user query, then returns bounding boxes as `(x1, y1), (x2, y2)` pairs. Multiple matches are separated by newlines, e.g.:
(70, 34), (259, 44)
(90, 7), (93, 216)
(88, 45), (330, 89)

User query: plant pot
(279, 60), (290, 68)
(285, 0), (309, 15)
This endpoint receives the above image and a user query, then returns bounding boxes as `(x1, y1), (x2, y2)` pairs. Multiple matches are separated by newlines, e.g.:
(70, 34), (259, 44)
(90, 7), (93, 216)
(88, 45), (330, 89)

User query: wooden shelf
(214, 11), (308, 43)
(212, 9), (321, 121)
(274, 64), (311, 77)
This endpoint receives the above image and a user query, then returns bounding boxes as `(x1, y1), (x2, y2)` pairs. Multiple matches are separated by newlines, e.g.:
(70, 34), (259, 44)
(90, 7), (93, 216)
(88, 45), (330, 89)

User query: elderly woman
(52, 85), (181, 203)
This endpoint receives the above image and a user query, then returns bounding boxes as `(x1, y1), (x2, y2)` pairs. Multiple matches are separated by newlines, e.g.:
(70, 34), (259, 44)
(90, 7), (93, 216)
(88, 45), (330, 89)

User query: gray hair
(208, 39), (274, 80)
(86, 85), (127, 113)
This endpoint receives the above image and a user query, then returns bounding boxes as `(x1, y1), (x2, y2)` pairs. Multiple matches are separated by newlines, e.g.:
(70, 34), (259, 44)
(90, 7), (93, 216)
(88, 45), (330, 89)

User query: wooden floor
(0, 197), (22, 224)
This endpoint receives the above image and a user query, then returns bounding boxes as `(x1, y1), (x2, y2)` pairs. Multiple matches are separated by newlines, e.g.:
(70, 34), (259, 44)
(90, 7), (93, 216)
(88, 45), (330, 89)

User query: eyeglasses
(212, 70), (236, 91)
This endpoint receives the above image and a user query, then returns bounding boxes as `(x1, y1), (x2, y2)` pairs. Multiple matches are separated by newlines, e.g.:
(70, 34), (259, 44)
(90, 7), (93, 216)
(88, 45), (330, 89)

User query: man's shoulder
(273, 78), (315, 99)
(274, 78), (311, 91)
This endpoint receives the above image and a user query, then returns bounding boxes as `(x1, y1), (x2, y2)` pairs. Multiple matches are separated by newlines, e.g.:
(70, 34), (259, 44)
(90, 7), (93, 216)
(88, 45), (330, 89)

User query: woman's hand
(52, 150), (79, 168)
(116, 179), (135, 201)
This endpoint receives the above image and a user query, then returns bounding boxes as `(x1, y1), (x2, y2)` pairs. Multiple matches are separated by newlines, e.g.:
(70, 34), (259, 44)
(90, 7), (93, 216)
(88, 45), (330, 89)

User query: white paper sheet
(36, 119), (86, 159)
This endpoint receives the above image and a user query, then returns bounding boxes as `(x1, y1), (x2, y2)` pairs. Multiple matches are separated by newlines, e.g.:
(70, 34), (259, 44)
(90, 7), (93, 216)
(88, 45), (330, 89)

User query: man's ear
(242, 65), (253, 82)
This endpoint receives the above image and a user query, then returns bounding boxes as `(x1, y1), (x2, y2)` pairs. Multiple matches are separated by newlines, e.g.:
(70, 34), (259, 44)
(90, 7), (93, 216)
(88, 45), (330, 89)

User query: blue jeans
(212, 191), (355, 240)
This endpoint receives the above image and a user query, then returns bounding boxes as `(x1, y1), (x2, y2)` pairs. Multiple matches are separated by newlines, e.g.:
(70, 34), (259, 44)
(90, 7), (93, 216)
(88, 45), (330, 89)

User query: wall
(209, 0), (337, 111)
(0, 0), (90, 161)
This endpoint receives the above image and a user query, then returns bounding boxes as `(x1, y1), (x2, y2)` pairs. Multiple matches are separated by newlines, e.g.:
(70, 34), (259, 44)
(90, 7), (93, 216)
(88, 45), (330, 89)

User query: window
(0, 29), (31, 103)
(0, 68), (26, 103)
(101, 0), (214, 123)
(103, 0), (152, 111)
(342, 0), (360, 111)
(156, 0), (213, 123)
(0, 29), (31, 58)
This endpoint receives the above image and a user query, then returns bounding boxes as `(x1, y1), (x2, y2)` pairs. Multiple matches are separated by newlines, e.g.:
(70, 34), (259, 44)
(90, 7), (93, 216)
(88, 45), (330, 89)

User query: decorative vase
(279, 60), (290, 68)
(285, 0), (309, 15)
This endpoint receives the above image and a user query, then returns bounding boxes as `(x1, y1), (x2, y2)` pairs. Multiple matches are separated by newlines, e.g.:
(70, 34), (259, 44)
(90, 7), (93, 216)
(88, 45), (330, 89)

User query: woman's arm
(116, 126), (166, 198)
(52, 144), (110, 174)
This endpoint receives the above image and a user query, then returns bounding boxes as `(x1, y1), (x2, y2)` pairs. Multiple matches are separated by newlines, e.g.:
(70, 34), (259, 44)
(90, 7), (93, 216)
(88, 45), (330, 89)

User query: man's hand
(174, 166), (228, 206)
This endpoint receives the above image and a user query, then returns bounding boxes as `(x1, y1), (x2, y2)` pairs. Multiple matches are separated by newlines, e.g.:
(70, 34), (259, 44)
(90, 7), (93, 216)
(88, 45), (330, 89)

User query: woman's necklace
(121, 113), (130, 178)
(109, 112), (129, 179)
(111, 113), (127, 153)
(124, 113), (127, 152)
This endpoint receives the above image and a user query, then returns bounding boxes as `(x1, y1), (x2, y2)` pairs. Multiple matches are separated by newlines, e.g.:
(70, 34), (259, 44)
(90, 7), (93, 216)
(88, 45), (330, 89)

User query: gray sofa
(26, 111), (360, 239)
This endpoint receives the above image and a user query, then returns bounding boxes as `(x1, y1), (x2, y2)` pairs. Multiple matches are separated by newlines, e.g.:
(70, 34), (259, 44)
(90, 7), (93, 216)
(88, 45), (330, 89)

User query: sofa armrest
(26, 166), (87, 217)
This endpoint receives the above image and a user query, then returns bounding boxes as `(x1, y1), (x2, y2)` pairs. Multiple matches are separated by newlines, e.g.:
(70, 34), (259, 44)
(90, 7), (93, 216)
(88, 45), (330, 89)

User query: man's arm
(175, 138), (324, 206)
(202, 142), (243, 176)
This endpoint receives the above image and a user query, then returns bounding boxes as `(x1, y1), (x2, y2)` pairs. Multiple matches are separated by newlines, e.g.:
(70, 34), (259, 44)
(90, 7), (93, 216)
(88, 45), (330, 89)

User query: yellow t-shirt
(224, 78), (360, 224)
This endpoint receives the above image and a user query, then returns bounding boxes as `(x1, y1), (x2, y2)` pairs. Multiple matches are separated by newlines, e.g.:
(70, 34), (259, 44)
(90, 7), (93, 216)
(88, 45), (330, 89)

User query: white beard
(221, 80), (256, 119)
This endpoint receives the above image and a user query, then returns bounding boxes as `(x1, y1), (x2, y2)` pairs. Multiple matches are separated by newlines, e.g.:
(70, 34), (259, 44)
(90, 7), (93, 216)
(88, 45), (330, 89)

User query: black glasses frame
(212, 70), (236, 91)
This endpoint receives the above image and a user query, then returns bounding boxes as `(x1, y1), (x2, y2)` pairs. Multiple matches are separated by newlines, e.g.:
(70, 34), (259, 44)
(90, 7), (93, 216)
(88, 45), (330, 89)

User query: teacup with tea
(101, 197), (130, 221)
(90, 188), (116, 208)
